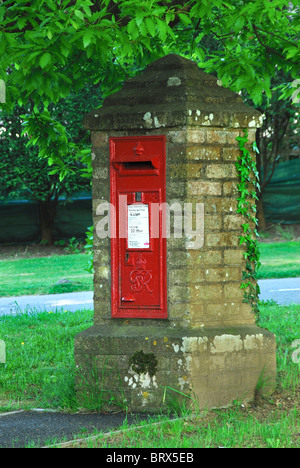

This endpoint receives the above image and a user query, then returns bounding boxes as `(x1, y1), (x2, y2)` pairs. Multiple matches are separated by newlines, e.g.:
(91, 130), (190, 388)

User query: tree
(0, 104), (90, 244)
(256, 83), (299, 229)
(0, 0), (299, 179)
(0, 83), (102, 243)
(243, 70), (300, 229)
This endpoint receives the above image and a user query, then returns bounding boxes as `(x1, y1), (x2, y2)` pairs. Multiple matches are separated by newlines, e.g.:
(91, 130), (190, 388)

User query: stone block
(224, 249), (246, 265)
(187, 250), (223, 267)
(222, 147), (241, 161)
(75, 325), (276, 411)
(168, 162), (203, 180)
(206, 129), (227, 145)
(224, 282), (245, 301)
(186, 128), (206, 144)
(205, 163), (238, 179)
(225, 129), (242, 145)
(205, 214), (222, 231)
(188, 181), (222, 196)
(223, 181), (239, 196)
(223, 214), (245, 231)
(206, 232), (240, 247)
(186, 146), (221, 161)
(91, 132), (108, 147)
(189, 283), (224, 303)
(205, 197), (237, 214)
(204, 267), (241, 283)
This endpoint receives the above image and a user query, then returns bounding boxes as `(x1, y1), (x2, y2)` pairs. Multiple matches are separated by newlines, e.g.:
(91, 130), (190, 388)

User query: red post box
(110, 136), (167, 319)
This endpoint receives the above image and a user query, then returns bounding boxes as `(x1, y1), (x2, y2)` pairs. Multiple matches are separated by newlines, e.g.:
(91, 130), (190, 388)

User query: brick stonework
(75, 55), (276, 411)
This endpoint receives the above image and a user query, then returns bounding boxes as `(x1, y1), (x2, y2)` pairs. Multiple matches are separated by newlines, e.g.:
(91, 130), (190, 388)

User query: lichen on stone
(129, 350), (158, 377)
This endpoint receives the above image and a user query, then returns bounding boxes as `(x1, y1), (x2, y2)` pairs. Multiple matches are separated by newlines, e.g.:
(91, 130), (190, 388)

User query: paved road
(0, 410), (153, 448)
(258, 277), (300, 305)
(0, 278), (299, 316)
(0, 291), (93, 316)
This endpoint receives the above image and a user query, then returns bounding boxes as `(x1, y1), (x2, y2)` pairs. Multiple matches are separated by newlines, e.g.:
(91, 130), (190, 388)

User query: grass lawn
(0, 240), (299, 297)
(258, 241), (300, 279)
(0, 254), (93, 297)
(0, 303), (299, 447)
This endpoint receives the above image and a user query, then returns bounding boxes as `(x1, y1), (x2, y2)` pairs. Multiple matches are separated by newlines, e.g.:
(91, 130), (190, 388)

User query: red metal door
(110, 136), (167, 319)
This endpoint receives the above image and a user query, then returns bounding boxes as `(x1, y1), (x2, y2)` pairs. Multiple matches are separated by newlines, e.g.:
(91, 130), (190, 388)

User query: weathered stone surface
(75, 325), (276, 411)
(75, 53), (276, 411)
(84, 54), (263, 131)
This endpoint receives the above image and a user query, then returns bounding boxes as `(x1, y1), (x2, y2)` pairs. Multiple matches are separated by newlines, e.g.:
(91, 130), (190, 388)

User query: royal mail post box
(110, 136), (167, 319)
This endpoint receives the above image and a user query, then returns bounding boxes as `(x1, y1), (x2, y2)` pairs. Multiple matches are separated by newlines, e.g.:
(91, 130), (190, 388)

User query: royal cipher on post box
(110, 136), (167, 319)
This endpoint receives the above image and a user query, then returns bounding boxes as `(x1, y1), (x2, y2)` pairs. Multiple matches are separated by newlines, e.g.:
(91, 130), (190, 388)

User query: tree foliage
(0, 0), (299, 176)
(239, 66), (299, 228)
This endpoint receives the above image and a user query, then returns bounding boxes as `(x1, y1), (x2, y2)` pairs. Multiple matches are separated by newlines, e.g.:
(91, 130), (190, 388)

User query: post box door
(120, 190), (161, 309)
(110, 136), (167, 319)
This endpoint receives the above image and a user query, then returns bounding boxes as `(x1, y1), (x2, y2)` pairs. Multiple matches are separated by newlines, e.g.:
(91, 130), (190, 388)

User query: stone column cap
(84, 54), (263, 131)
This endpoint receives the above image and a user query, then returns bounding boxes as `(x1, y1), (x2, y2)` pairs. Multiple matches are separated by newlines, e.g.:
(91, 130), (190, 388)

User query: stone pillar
(75, 54), (276, 411)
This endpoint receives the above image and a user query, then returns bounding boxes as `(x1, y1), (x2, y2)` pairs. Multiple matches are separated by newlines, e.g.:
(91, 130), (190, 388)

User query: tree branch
(252, 24), (286, 60)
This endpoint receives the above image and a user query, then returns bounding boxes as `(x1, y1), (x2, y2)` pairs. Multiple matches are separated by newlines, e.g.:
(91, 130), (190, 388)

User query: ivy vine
(236, 129), (261, 323)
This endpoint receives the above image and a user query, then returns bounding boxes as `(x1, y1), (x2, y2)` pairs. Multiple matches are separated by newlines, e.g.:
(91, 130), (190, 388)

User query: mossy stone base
(75, 324), (276, 412)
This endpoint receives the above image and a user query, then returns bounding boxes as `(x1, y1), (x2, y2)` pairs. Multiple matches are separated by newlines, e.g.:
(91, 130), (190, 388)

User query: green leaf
(59, 168), (67, 181)
(234, 15), (245, 31)
(145, 17), (156, 37)
(82, 4), (92, 17)
(178, 13), (191, 27)
(83, 29), (94, 48)
(74, 10), (85, 20)
(70, 20), (79, 30)
(60, 44), (70, 58)
(156, 18), (167, 42)
(40, 53), (51, 69)
(135, 11), (145, 27)
(286, 47), (299, 59)
(17, 17), (27, 30)
(127, 19), (139, 39)
(190, 2), (212, 18)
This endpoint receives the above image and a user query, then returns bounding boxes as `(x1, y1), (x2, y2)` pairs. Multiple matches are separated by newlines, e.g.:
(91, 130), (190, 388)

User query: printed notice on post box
(127, 204), (150, 249)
